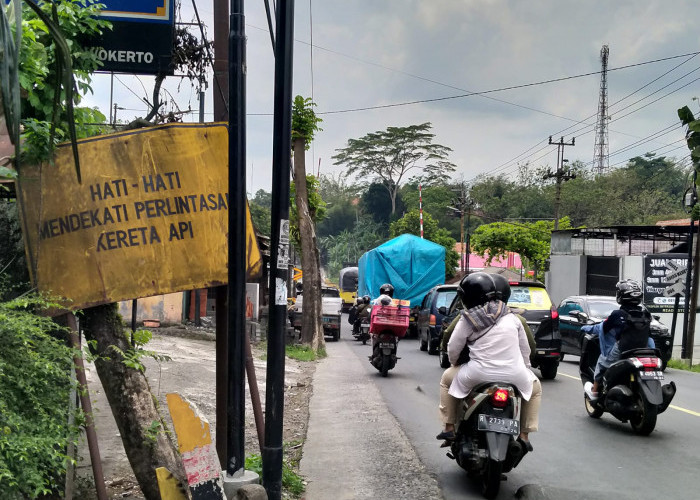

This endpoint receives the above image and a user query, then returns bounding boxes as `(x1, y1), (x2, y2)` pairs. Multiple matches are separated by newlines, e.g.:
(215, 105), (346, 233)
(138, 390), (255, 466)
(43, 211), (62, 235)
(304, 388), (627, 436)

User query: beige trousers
(439, 367), (542, 434)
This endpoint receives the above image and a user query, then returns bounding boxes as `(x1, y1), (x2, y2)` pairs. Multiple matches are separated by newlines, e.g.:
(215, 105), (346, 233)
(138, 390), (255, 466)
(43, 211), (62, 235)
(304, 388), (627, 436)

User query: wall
(118, 293), (184, 325)
(546, 255), (587, 305)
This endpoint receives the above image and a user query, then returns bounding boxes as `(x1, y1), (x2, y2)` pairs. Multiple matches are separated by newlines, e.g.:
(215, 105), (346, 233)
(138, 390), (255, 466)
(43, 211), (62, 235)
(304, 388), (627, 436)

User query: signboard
(16, 123), (262, 310)
(643, 253), (689, 313)
(87, 0), (175, 74)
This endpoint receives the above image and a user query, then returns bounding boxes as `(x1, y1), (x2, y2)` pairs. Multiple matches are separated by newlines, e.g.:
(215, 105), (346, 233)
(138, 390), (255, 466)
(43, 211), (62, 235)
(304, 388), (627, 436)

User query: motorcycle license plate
(379, 342), (395, 349)
(477, 414), (520, 436)
(640, 370), (664, 381)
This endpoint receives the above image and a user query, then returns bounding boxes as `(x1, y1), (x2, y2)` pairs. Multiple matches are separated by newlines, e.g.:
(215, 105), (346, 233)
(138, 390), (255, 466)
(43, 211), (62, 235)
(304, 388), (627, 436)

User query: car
(416, 284), (458, 354)
(437, 280), (562, 379)
(557, 295), (672, 369)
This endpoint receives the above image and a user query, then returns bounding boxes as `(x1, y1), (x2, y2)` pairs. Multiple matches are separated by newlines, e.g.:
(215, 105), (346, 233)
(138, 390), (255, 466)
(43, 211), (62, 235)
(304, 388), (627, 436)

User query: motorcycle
(447, 382), (528, 499)
(367, 301), (409, 376)
(579, 331), (676, 435)
(351, 315), (371, 344)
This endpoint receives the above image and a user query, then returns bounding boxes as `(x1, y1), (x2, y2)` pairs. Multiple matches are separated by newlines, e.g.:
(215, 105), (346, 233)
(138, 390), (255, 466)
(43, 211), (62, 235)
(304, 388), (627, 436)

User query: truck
(289, 286), (343, 341)
(358, 234), (446, 307)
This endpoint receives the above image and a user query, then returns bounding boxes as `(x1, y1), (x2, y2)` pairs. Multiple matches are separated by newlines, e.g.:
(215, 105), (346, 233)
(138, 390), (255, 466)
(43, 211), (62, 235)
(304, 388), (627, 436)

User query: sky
(82, 1), (700, 197)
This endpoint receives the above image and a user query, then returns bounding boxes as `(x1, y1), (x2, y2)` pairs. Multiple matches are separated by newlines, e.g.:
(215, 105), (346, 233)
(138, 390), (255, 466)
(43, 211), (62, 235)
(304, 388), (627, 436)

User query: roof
(554, 225), (690, 242)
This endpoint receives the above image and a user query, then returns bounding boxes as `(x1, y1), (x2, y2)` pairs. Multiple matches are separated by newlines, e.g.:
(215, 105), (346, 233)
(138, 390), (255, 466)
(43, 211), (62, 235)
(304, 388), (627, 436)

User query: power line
(485, 55), (700, 177)
(316, 51), (700, 115)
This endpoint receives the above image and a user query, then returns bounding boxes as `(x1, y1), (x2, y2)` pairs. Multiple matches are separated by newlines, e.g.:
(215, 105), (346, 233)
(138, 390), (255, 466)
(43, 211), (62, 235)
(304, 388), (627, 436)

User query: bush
(0, 295), (82, 498)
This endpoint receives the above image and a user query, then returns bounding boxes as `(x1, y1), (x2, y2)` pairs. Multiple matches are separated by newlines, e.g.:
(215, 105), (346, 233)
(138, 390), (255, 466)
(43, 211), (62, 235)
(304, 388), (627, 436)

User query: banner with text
(643, 253), (690, 313)
(17, 123), (262, 310)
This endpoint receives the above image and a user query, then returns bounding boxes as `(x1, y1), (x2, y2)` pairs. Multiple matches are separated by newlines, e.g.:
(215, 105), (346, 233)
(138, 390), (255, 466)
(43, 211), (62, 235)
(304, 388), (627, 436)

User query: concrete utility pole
(543, 136), (576, 230)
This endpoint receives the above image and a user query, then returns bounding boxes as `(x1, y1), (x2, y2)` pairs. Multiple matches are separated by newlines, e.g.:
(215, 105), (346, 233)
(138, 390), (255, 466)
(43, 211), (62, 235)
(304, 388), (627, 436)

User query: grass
(285, 344), (318, 362)
(254, 341), (325, 361)
(246, 445), (306, 498)
(667, 358), (700, 372)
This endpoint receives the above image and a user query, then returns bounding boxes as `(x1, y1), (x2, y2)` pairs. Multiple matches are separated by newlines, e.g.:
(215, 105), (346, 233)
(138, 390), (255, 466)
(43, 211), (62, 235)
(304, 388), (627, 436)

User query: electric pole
(543, 136), (576, 230)
(449, 183), (474, 274)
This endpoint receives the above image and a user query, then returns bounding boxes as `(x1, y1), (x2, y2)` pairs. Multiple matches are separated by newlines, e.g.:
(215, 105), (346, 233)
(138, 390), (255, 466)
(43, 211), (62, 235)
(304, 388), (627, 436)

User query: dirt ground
(77, 323), (315, 499)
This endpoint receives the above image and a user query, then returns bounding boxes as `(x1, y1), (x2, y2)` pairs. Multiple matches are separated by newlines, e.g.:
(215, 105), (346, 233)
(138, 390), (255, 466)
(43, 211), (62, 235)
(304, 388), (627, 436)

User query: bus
(338, 266), (359, 312)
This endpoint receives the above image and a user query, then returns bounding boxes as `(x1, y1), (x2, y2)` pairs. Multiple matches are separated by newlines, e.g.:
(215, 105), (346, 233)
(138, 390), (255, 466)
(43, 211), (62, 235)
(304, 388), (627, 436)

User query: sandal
(436, 430), (456, 441)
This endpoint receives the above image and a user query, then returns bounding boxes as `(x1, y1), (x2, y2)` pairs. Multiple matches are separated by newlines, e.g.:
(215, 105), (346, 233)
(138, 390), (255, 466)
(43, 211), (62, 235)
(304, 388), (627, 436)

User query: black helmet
(616, 279), (642, 305)
(490, 274), (511, 303)
(362, 295), (371, 304)
(379, 283), (394, 297)
(457, 272), (498, 310)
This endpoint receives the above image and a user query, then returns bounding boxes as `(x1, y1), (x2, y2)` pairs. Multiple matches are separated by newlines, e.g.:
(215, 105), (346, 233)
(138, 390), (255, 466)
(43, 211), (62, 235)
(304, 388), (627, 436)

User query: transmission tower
(593, 45), (610, 175)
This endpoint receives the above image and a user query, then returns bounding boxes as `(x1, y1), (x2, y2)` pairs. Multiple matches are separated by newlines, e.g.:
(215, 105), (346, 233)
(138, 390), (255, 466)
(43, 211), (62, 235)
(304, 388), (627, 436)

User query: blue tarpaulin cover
(358, 234), (446, 307)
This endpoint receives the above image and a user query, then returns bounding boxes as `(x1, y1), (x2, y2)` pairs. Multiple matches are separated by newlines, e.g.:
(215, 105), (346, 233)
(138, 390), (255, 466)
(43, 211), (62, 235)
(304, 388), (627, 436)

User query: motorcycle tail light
(550, 308), (559, 320)
(632, 357), (661, 369)
(492, 388), (509, 408)
(429, 314), (436, 326)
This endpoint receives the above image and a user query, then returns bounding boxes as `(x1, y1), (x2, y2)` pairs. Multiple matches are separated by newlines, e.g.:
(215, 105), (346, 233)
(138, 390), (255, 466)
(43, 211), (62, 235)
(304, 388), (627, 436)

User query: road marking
(669, 405), (700, 417)
(557, 371), (700, 417)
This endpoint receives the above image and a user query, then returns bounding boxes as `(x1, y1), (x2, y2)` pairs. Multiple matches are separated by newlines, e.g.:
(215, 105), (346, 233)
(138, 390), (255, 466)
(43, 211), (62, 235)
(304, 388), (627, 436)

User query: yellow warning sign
(16, 123), (262, 310)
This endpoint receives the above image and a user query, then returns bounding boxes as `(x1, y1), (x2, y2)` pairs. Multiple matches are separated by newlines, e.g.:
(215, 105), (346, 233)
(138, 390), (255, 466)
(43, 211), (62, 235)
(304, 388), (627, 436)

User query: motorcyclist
(584, 279), (655, 400)
(351, 295), (371, 335)
(437, 272), (541, 452)
(374, 283), (395, 305)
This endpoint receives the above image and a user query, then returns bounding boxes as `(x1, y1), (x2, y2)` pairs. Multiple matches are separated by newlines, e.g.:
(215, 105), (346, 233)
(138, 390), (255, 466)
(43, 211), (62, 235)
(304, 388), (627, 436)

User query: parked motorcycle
(368, 301), (409, 376)
(447, 382), (528, 499)
(580, 332), (676, 435)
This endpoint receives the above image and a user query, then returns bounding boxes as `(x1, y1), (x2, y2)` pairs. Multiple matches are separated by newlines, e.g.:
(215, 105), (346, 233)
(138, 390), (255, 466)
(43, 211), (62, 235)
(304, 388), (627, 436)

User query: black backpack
(617, 307), (652, 353)
(348, 305), (358, 324)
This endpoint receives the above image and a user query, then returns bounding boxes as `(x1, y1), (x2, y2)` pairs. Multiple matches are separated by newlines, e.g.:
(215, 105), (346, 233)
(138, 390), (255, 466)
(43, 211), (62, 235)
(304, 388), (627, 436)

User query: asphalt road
(337, 317), (700, 499)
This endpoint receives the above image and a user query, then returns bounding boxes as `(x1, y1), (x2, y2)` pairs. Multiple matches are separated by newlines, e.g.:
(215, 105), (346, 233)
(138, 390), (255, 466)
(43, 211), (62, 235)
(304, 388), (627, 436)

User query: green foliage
(333, 122), (456, 213)
(389, 209), (459, 279)
(0, 200), (31, 300)
(667, 358), (700, 372)
(361, 182), (405, 224)
(17, 0), (111, 165)
(249, 189), (272, 237)
(320, 216), (387, 280)
(291, 95), (322, 149)
(285, 344), (318, 361)
(245, 446), (306, 497)
(107, 328), (171, 373)
(679, 104), (700, 193)
(470, 217), (573, 279)
(0, 293), (83, 498)
(290, 175), (327, 247)
(400, 181), (461, 240)
(143, 420), (162, 445)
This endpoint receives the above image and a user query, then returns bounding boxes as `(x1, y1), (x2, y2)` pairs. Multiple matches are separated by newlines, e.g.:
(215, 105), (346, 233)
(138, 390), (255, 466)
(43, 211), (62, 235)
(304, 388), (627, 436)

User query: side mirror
(570, 310), (588, 322)
(438, 306), (447, 315)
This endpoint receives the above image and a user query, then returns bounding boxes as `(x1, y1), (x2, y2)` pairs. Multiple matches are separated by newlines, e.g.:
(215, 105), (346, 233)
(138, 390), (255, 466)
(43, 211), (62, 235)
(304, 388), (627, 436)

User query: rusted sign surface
(17, 123), (262, 310)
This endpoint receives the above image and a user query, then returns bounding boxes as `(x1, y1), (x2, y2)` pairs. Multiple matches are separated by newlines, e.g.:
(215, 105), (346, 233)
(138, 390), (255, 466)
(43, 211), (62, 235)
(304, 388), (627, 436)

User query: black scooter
(580, 332), (676, 435)
(447, 382), (528, 499)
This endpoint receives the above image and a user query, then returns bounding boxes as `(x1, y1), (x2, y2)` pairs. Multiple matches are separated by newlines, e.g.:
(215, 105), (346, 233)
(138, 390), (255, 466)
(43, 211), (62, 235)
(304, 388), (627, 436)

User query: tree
(389, 209), (459, 279)
(249, 189), (271, 237)
(400, 181), (461, 240)
(291, 96), (325, 352)
(470, 217), (573, 279)
(361, 181), (404, 225)
(320, 216), (386, 280)
(333, 122), (456, 214)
